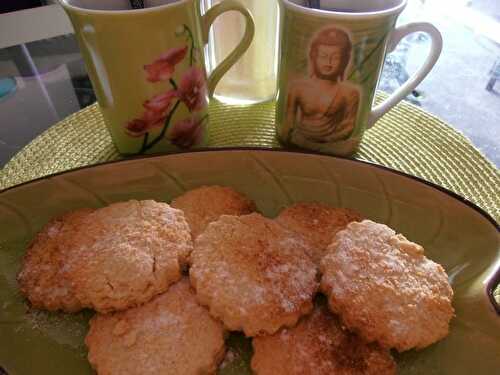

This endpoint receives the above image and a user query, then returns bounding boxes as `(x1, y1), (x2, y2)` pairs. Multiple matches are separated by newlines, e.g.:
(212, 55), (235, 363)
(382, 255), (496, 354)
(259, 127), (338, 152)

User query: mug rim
(282, 0), (408, 18)
(58, 0), (190, 15)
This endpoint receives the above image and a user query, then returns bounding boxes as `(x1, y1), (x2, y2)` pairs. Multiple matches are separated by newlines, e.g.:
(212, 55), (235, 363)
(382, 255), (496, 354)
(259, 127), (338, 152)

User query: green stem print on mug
(124, 25), (209, 154)
(176, 24), (198, 66)
(348, 33), (390, 82)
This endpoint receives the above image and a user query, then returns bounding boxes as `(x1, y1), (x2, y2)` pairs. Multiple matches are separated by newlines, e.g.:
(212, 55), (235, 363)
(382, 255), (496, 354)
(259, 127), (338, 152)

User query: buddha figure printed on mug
(276, 0), (443, 156)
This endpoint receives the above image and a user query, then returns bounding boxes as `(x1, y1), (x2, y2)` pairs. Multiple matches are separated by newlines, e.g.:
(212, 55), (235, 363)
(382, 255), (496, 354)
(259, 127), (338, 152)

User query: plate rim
(1, 147), (499, 314)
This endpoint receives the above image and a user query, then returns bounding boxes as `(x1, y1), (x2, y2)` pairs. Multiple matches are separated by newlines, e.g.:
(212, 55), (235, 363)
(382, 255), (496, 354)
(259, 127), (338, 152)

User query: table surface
(0, 0), (499, 168)
(2, 94), (499, 222)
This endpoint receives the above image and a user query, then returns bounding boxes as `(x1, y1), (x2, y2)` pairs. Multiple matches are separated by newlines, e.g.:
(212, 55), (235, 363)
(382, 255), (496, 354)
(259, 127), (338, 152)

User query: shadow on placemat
(0, 95), (499, 222)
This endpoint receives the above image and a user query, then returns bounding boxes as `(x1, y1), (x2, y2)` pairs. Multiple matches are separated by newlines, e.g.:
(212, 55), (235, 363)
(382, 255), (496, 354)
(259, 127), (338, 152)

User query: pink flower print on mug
(178, 67), (208, 112)
(168, 115), (208, 148)
(144, 46), (188, 83)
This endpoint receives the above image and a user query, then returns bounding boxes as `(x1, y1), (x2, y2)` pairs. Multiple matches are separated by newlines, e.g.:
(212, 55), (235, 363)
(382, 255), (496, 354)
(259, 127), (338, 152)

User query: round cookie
(86, 278), (225, 375)
(320, 220), (454, 351)
(190, 213), (318, 337)
(17, 208), (93, 312)
(66, 200), (193, 313)
(276, 202), (363, 264)
(171, 185), (256, 238)
(252, 304), (396, 375)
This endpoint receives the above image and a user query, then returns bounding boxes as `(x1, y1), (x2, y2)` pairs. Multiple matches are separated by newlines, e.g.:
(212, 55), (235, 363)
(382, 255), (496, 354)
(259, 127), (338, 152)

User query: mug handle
(201, 0), (255, 97)
(367, 22), (443, 128)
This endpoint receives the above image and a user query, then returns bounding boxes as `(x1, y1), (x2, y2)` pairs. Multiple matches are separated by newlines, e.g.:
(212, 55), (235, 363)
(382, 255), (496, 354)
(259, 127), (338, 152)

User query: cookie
(320, 220), (454, 351)
(251, 304), (396, 375)
(190, 213), (318, 336)
(17, 208), (93, 312)
(171, 185), (256, 238)
(86, 278), (225, 375)
(276, 202), (363, 264)
(66, 200), (192, 313)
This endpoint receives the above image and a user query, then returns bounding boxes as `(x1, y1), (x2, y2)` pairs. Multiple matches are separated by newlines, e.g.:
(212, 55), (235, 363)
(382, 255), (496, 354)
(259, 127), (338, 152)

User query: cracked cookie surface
(252, 304), (396, 375)
(276, 202), (363, 264)
(321, 220), (454, 351)
(190, 213), (318, 336)
(17, 208), (94, 312)
(86, 278), (225, 375)
(66, 200), (193, 313)
(171, 185), (256, 238)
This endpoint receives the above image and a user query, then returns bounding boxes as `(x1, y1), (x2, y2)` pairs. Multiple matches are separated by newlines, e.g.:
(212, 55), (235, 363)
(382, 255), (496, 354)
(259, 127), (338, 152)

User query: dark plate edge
(1, 147), (499, 313)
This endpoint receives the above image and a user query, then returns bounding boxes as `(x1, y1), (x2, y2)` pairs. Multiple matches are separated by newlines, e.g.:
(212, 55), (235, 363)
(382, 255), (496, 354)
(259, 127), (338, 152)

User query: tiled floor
(385, 0), (500, 166)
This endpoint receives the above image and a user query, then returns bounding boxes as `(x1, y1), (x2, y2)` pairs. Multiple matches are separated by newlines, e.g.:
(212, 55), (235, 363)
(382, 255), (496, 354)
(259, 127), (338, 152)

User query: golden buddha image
(286, 26), (360, 143)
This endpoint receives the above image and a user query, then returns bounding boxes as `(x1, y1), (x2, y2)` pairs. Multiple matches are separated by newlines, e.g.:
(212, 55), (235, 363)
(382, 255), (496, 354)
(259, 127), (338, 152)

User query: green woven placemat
(1, 96), (499, 224)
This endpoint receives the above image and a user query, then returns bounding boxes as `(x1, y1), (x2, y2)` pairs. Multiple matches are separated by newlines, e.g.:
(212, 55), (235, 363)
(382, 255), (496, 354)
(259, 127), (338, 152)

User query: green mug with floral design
(60, 0), (254, 155)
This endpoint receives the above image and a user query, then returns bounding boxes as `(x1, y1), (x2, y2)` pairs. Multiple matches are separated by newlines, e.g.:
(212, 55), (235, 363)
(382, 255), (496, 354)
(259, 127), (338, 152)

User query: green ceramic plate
(0, 149), (498, 375)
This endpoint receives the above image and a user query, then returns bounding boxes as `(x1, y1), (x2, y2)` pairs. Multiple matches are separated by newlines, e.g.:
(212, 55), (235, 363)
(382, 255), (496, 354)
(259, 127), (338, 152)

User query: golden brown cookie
(321, 220), (454, 351)
(276, 202), (363, 264)
(66, 200), (193, 313)
(86, 278), (225, 375)
(190, 213), (318, 337)
(251, 304), (396, 375)
(17, 208), (93, 312)
(171, 185), (256, 238)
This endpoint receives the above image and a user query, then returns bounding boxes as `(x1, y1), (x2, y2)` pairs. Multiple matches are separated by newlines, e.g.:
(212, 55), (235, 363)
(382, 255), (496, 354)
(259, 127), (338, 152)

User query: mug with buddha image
(276, 0), (443, 156)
